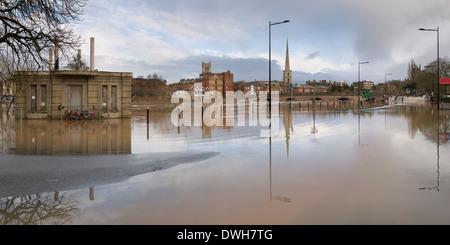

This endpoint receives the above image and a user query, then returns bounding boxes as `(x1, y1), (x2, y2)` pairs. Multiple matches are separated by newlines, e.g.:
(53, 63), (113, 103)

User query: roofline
(14, 70), (133, 77)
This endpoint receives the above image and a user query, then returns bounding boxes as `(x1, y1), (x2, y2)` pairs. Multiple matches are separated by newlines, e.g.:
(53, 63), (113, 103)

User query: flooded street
(1, 101), (450, 225)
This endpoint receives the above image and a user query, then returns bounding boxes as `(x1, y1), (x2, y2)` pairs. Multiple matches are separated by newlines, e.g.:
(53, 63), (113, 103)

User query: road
(388, 96), (427, 104)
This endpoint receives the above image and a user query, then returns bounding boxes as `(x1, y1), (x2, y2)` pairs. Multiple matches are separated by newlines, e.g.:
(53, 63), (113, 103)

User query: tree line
(402, 57), (450, 98)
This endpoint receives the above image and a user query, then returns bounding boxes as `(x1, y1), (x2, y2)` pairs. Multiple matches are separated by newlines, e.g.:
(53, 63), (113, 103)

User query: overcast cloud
(73, 0), (450, 84)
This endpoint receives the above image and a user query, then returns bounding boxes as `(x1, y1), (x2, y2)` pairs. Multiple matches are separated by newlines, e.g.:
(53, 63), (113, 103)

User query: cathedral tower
(202, 61), (211, 74)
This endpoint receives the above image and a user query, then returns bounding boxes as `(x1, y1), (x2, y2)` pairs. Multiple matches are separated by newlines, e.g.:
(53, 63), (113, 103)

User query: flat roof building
(14, 37), (132, 119)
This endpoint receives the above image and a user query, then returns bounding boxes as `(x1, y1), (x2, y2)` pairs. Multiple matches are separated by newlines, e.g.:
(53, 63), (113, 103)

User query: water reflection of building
(14, 119), (131, 155)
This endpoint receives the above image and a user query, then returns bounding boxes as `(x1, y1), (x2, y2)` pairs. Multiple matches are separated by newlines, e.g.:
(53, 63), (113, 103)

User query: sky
(72, 0), (450, 84)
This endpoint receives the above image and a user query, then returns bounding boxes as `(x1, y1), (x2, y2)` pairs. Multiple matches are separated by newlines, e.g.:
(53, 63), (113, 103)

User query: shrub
(64, 108), (105, 120)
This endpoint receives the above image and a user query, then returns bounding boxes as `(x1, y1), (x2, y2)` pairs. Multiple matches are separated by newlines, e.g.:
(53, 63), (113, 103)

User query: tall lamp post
(358, 61), (369, 108)
(385, 73), (392, 103)
(269, 20), (290, 114)
(419, 27), (440, 109)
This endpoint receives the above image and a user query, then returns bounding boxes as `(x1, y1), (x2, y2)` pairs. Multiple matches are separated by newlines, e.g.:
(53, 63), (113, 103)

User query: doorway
(67, 85), (82, 111)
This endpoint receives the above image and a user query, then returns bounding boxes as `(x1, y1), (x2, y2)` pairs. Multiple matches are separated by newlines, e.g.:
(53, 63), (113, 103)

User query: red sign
(440, 78), (450, 85)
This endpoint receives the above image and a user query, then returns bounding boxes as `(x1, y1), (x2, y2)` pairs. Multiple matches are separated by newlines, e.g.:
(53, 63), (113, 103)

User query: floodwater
(0, 101), (450, 225)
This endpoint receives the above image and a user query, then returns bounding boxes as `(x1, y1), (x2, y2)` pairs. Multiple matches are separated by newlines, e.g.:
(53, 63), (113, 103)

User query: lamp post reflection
(419, 108), (441, 191)
(311, 104), (318, 135)
(269, 108), (291, 203)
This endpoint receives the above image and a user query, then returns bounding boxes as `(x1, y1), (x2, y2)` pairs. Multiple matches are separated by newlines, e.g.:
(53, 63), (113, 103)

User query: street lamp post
(385, 73), (392, 103)
(358, 61), (369, 108)
(419, 27), (440, 109)
(269, 20), (290, 115)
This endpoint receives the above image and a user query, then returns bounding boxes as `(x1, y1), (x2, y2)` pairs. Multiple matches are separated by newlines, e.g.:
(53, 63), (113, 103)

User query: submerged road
(0, 151), (219, 198)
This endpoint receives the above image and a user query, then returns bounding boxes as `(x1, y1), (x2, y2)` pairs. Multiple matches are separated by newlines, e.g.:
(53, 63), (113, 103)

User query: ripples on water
(1, 102), (449, 224)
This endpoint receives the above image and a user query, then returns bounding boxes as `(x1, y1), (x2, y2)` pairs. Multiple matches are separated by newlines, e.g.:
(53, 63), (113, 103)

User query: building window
(102, 85), (108, 109)
(30, 85), (37, 110)
(111, 85), (117, 110)
(40, 85), (47, 110)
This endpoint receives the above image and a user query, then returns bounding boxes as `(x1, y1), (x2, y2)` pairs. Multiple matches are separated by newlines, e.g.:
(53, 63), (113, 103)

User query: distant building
(293, 84), (328, 94)
(353, 81), (374, 91)
(171, 78), (197, 91)
(315, 86), (329, 93)
(198, 62), (234, 97)
(173, 62), (234, 97)
(242, 81), (281, 95)
(338, 80), (348, 86)
(293, 84), (312, 94)
(233, 81), (246, 92)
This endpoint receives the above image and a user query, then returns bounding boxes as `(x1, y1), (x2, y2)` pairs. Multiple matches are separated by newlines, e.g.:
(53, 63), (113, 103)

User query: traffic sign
(440, 78), (450, 85)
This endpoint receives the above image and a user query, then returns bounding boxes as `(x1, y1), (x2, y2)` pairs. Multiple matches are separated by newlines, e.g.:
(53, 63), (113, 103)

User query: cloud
(72, 0), (450, 85)
(306, 52), (320, 60)
(341, 0), (450, 82)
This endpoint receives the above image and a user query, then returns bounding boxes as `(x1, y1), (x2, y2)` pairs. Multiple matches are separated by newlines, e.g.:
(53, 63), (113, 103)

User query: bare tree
(0, 0), (87, 67)
(423, 56), (450, 78)
(0, 0), (87, 118)
(0, 192), (82, 225)
(0, 45), (37, 116)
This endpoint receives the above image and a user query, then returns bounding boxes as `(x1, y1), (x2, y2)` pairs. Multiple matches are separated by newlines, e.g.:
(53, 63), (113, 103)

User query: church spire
(285, 39), (290, 71)
(283, 39), (292, 93)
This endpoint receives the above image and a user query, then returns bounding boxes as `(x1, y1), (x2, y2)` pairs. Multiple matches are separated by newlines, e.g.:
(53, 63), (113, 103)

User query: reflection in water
(311, 102), (318, 135)
(78, 104), (450, 224)
(284, 105), (293, 158)
(270, 105), (292, 203)
(13, 119), (131, 155)
(417, 108), (444, 192)
(0, 192), (81, 225)
(2, 101), (450, 224)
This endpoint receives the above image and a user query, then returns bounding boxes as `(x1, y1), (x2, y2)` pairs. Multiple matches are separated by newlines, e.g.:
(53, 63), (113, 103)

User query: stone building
(14, 38), (132, 119)
(352, 81), (374, 91)
(198, 62), (234, 97)
(293, 84), (313, 94)
(233, 81), (246, 92)
(242, 81), (281, 95)
(293, 84), (328, 94)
